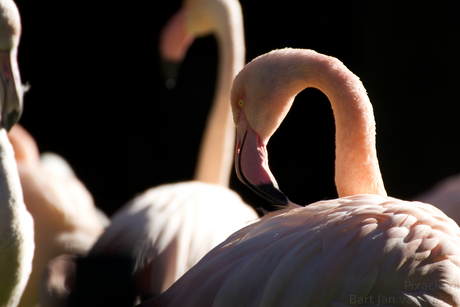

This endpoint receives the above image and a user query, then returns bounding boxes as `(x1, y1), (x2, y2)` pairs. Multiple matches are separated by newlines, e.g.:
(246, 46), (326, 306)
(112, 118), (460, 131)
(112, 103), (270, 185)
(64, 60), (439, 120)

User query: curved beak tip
(159, 57), (181, 90)
(256, 183), (289, 207)
(236, 136), (289, 207)
(2, 105), (21, 131)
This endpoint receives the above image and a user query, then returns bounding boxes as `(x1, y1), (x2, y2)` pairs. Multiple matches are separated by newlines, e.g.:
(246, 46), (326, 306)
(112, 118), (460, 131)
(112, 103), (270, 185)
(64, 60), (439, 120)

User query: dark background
(12, 1), (460, 216)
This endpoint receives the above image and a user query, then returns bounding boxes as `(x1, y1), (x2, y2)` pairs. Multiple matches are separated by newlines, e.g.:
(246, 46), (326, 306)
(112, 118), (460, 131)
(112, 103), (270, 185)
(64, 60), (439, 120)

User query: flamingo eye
(238, 99), (244, 108)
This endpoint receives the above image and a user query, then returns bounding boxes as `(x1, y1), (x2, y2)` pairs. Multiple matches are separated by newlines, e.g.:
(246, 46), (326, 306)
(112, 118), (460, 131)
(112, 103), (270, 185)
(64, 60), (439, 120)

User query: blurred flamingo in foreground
(74, 0), (256, 304)
(0, 0), (34, 306)
(139, 48), (460, 306)
(7, 124), (107, 307)
(414, 173), (460, 224)
(39, 254), (76, 307)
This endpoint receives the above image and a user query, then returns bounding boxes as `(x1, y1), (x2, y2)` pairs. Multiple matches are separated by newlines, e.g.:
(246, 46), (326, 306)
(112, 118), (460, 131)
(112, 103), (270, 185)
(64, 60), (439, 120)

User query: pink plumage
(415, 174), (460, 225)
(139, 48), (460, 306)
(151, 195), (460, 306)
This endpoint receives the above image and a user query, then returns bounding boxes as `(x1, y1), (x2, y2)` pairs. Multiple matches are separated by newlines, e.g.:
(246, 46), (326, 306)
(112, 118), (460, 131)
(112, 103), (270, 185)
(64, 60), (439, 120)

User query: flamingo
(159, 0), (245, 186)
(5, 124), (107, 307)
(0, 0), (34, 306)
(39, 254), (76, 307)
(414, 174), (460, 224)
(138, 48), (460, 306)
(78, 0), (257, 302)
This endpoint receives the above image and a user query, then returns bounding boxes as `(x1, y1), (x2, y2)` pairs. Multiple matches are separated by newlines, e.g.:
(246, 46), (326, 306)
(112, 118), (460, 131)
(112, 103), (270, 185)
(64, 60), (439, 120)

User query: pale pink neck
(289, 51), (387, 197)
(193, 0), (245, 186)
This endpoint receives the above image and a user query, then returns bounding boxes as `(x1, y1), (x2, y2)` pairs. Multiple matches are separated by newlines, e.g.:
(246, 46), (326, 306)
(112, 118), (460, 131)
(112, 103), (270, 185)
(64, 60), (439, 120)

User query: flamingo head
(0, 0), (23, 131)
(158, 6), (194, 88)
(159, 0), (238, 88)
(231, 49), (305, 207)
(159, 0), (219, 88)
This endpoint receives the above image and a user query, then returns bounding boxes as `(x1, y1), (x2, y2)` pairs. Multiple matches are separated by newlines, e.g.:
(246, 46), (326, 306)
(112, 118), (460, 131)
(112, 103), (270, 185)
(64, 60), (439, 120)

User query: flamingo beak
(159, 7), (195, 89)
(235, 114), (289, 207)
(0, 50), (22, 131)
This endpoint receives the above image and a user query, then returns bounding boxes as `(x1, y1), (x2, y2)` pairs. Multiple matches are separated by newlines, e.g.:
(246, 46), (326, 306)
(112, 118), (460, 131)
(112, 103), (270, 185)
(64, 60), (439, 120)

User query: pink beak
(235, 110), (289, 206)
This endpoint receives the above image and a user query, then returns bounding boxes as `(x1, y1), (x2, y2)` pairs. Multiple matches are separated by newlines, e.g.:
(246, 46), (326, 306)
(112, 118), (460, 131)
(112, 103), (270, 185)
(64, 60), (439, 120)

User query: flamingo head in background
(0, 0), (23, 131)
(159, 0), (242, 88)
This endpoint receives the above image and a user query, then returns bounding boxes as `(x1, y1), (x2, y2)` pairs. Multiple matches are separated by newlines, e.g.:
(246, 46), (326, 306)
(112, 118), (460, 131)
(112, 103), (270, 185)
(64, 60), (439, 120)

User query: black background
(12, 1), (460, 216)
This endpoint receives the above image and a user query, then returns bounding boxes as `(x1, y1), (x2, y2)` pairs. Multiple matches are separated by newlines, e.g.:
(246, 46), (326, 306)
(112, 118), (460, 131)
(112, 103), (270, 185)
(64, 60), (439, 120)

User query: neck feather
(0, 128), (34, 306)
(0, 128), (25, 225)
(193, 0), (245, 186)
(280, 50), (387, 197)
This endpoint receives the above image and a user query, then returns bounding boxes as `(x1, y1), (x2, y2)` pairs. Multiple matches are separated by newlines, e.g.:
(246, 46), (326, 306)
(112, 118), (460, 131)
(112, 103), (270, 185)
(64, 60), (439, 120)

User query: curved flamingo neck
(0, 127), (33, 306)
(285, 51), (386, 197)
(193, 0), (245, 186)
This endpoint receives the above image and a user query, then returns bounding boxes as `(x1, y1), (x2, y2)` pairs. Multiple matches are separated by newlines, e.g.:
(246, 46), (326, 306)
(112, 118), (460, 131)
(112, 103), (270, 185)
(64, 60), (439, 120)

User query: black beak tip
(159, 57), (182, 90)
(256, 183), (290, 207)
(236, 130), (289, 207)
(2, 108), (21, 132)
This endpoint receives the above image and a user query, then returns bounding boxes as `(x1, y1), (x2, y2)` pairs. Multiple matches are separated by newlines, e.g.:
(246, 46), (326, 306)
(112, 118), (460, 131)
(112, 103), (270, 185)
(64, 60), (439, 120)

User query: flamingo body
(39, 254), (76, 307)
(139, 48), (460, 306)
(148, 195), (460, 306)
(7, 125), (106, 307)
(84, 0), (255, 300)
(415, 174), (460, 224)
(91, 181), (257, 295)
(0, 0), (34, 306)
